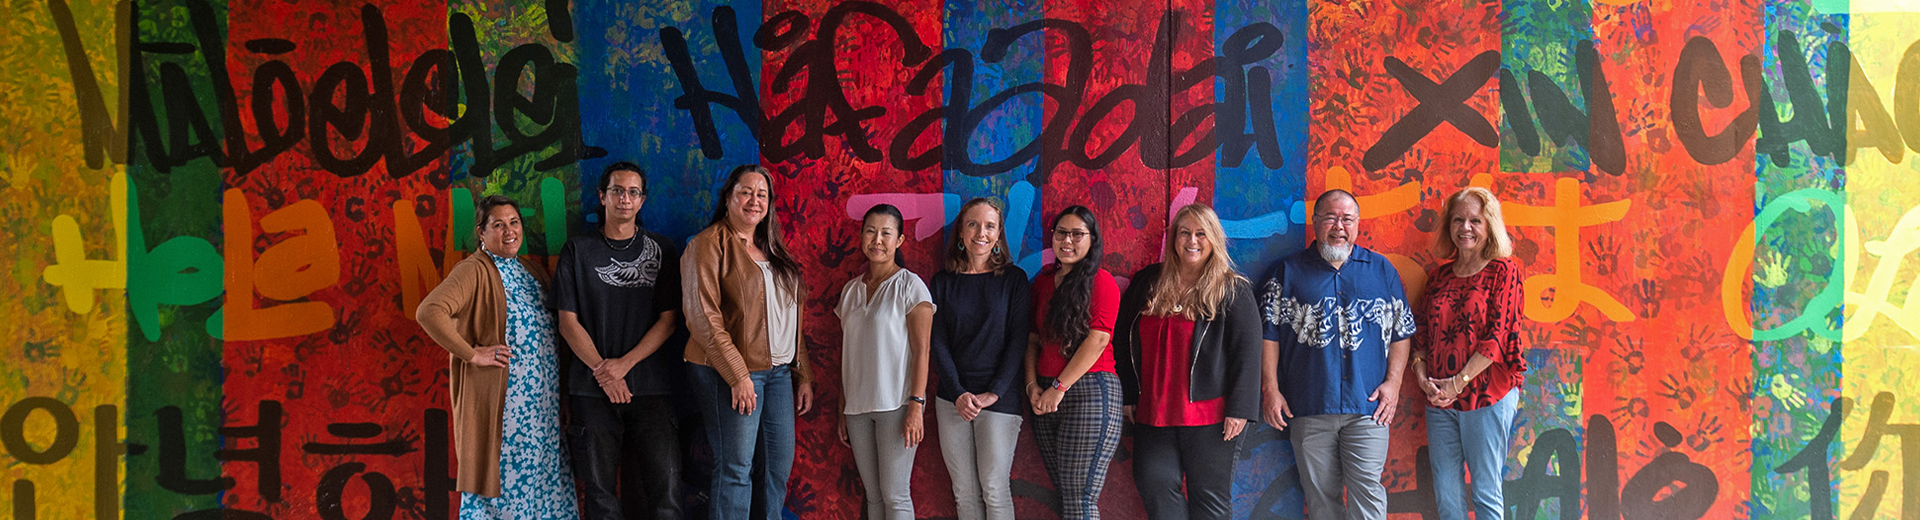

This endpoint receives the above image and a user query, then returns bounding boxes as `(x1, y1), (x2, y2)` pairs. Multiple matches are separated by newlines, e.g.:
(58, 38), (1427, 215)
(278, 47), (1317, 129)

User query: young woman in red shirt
(1024, 205), (1123, 520)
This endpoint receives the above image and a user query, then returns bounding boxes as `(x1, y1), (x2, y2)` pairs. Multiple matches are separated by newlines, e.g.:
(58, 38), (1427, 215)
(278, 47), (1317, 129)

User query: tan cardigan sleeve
(683, 232), (752, 386)
(418, 257), (484, 363)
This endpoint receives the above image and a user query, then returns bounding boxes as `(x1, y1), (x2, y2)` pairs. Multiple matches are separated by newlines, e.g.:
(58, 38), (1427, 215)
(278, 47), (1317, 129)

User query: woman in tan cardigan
(681, 165), (815, 520)
(418, 195), (581, 520)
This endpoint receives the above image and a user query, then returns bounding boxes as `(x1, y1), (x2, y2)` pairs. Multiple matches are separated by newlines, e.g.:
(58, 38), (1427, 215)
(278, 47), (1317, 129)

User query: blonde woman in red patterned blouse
(1412, 187), (1528, 520)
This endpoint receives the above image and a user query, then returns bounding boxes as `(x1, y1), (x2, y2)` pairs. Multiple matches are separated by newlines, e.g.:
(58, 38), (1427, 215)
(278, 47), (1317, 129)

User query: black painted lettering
(317, 463), (397, 520)
(1, 397), (79, 465)
(310, 61), (379, 175)
(1507, 427), (1580, 520)
(49, 0), (130, 169)
(247, 60), (306, 170)
(1670, 36), (1760, 166)
(12, 480), (33, 520)
(156, 405), (233, 495)
(1620, 422), (1718, 519)
(1844, 49), (1905, 164)
(1363, 50), (1501, 171)
(1215, 22), (1285, 170)
(1588, 414), (1620, 520)
(1757, 30), (1847, 166)
(1897, 39), (1920, 154)
(662, 6), (764, 161)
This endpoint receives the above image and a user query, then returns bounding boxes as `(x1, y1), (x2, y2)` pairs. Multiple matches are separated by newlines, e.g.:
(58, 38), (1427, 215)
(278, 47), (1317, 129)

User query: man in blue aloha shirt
(1258, 189), (1416, 520)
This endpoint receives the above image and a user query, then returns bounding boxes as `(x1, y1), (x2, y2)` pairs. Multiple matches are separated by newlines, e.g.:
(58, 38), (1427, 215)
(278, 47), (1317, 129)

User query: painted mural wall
(2, 0), (1917, 518)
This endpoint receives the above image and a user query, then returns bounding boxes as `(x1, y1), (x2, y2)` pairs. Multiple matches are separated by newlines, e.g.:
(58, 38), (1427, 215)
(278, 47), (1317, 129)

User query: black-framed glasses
(602, 187), (646, 199)
(1052, 228), (1091, 241)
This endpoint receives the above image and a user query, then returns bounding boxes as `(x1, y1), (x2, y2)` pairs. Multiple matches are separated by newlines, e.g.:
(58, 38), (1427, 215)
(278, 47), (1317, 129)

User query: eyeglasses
(1052, 228), (1091, 241)
(602, 187), (646, 200)
(1315, 215), (1357, 226)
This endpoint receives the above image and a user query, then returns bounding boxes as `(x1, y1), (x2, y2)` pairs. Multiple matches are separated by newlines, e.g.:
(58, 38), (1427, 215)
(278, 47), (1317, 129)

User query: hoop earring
(992, 246), (1002, 254)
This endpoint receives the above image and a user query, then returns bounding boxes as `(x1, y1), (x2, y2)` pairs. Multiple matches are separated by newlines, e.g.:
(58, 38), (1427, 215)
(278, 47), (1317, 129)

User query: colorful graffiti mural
(3, 0), (1919, 518)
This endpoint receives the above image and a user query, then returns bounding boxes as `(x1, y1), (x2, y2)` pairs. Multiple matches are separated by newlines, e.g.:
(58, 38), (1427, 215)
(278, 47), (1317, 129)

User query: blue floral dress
(460, 253), (581, 520)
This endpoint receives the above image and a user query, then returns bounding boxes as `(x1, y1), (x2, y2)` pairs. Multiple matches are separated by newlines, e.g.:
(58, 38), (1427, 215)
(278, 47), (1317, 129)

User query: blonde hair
(1147, 204), (1246, 320)
(1432, 187), (1514, 261)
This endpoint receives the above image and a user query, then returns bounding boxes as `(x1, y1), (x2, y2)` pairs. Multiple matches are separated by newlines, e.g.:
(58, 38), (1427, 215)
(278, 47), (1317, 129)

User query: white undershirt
(758, 261), (797, 365)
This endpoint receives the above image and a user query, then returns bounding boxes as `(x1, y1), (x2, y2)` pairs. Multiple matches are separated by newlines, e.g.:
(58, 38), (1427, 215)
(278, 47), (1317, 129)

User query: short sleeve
(1258, 264), (1286, 342)
(1087, 269), (1120, 334)
(1384, 263), (1417, 343)
(905, 272), (935, 315)
(835, 277), (860, 319)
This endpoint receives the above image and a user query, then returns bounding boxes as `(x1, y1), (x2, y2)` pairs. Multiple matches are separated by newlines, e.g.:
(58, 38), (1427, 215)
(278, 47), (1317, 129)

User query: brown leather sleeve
(683, 231), (752, 385)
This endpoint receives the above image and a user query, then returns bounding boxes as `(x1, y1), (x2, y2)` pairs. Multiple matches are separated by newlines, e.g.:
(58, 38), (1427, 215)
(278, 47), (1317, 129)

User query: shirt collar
(1306, 241), (1376, 267)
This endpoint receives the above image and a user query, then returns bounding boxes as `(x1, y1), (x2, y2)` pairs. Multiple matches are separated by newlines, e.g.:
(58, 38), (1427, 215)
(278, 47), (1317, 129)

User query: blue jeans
(1425, 389), (1518, 520)
(692, 365), (795, 520)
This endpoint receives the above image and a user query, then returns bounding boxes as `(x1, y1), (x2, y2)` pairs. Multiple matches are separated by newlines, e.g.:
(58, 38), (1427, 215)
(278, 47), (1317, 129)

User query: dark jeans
(690, 364), (795, 520)
(568, 394), (683, 520)
(1132, 423), (1243, 520)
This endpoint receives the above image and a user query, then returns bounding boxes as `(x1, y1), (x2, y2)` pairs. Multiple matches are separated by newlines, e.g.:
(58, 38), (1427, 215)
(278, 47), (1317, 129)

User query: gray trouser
(847, 406), (920, 520)
(1289, 414), (1390, 520)
(935, 398), (1024, 520)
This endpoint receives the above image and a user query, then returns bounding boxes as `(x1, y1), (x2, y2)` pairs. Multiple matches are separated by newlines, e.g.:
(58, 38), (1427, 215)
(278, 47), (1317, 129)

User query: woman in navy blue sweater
(928, 198), (1032, 520)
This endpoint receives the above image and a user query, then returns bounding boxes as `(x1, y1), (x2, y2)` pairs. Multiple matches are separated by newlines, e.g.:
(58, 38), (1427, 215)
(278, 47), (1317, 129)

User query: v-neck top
(836, 268), (935, 414)
(757, 261), (799, 366)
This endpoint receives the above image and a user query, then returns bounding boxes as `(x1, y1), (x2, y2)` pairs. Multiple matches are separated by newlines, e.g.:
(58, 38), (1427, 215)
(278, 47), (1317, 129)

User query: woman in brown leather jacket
(680, 165), (815, 520)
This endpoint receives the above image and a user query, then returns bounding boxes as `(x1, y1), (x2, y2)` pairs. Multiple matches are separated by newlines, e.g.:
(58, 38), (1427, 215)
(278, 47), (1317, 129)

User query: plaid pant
(1033, 371), (1124, 519)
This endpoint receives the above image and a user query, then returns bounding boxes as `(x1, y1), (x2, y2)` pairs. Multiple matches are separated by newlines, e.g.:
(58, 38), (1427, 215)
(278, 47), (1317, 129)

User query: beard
(1318, 241), (1353, 264)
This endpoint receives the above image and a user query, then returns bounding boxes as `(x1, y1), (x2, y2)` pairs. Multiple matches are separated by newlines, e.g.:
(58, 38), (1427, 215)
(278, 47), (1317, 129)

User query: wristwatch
(1051, 380), (1071, 392)
(1459, 371), (1475, 384)
(907, 395), (926, 405)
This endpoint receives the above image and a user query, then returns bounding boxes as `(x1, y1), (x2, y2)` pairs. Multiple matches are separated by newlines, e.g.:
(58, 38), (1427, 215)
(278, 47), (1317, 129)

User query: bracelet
(1051, 380), (1071, 392)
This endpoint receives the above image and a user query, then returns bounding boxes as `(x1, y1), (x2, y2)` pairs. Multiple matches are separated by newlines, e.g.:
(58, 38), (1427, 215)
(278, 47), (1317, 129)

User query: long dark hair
(863, 203), (907, 267)
(942, 198), (1011, 274)
(1044, 205), (1103, 354)
(708, 165), (803, 297)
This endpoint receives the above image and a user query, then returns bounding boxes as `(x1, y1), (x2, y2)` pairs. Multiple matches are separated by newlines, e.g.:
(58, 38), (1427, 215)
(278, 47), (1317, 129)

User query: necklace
(866, 264), (900, 288)
(603, 232), (637, 251)
(1168, 275), (1200, 313)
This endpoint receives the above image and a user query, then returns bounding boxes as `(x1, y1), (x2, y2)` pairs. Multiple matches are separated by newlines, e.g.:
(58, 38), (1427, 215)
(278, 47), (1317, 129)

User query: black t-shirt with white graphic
(553, 228), (682, 398)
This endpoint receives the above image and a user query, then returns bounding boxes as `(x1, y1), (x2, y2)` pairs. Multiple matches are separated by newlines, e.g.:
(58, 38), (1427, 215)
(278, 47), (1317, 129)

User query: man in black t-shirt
(555, 162), (684, 519)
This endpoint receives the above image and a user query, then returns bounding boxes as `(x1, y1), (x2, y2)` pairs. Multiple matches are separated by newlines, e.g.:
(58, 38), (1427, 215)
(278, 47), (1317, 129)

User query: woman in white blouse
(836, 203), (935, 520)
